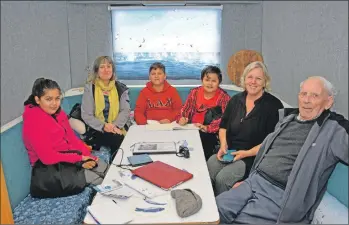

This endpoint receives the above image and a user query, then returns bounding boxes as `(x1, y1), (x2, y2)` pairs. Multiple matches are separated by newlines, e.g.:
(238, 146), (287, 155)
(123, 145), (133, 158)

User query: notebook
(131, 161), (193, 190)
(132, 142), (177, 155)
(127, 154), (153, 166)
(87, 201), (133, 224)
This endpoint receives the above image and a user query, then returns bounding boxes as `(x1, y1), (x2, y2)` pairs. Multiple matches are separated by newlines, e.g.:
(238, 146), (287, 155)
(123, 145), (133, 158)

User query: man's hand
(217, 144), (228, 160)
(159, 119), (171, 124)
(178, 117), (188, 126)
(232, 150), (250, 161)
(103, 123), (115, 133)
(232, 181), (243, 189)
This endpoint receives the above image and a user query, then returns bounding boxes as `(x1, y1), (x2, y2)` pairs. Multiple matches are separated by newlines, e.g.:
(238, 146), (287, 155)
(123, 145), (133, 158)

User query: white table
(84, 125), (220, 224)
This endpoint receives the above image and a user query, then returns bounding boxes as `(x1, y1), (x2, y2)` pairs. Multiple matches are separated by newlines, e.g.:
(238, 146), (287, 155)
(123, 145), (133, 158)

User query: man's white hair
(300, 76), (337, 97)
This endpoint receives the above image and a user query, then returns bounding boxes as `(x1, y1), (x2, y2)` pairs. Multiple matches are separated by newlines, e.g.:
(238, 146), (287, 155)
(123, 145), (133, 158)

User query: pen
(135, 207), (165, 213)
(112, 200), (118, 204)
(144, 198), (167, 205)
(88, 210), (100, 225)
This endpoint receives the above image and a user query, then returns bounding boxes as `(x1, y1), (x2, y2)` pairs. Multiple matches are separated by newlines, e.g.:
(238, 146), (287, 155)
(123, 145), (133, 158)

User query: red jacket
(134, 80), (182, 125)
(22, 105), (95, 166)
(177, 86), (231, 133)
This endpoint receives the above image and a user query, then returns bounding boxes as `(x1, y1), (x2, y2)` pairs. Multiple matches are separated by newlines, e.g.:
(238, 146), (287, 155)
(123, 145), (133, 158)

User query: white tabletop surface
(84, 125), (219, 224)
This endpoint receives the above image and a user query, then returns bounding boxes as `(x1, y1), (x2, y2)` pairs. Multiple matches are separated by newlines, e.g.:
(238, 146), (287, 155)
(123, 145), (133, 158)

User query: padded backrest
(128, 87), (238, 109)
(128, 87), (143, 110)
(327, 163), (348, 207)
(61, 87), (240, 113)
(0, 122), (31, 210)
(61, 95), (83, 114)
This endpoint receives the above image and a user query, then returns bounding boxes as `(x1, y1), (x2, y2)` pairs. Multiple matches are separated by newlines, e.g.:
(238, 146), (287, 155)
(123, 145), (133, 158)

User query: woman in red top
(22, 78), (109, 198)
(177, 66), (231, 160)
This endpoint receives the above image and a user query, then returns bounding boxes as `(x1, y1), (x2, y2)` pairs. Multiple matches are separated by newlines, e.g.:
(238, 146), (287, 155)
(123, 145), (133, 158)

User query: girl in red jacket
(177, 66), (231, 161)
(22, 78), (109, 198)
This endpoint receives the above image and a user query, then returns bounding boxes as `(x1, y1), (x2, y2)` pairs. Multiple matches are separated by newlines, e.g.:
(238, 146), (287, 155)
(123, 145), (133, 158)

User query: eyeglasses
(298, 92), (320, 101)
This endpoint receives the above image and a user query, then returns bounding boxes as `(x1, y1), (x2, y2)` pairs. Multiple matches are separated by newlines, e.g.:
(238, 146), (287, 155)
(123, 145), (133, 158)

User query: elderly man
(216, 76), (348, 224)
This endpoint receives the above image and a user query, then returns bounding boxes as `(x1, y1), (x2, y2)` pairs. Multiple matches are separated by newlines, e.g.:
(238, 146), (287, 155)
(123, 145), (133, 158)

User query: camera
(177, 146), (190, 159)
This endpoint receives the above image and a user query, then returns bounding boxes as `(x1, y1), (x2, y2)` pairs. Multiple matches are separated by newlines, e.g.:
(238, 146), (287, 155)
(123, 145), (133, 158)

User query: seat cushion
(312, 191), (348, 224)
(13, 187), (94, 224)
(327, 163), (348, 207)
(91, 146), (112, 164)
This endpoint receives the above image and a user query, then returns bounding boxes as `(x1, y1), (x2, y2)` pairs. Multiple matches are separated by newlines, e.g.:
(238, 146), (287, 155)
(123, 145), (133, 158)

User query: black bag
(68, 104), (100, 149)
(203, 106), (223, 125)
(69, 103), (83, 121)
(30, 151), (87, 198)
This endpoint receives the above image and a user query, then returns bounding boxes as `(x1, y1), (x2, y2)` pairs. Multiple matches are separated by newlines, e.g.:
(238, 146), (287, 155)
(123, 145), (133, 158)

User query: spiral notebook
(87, 201), (133, 224)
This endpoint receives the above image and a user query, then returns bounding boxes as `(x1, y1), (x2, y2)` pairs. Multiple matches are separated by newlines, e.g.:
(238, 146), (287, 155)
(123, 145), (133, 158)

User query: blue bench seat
(91, 147), (112, 164)
(13, 187), (94, 224)
(0, 120), (111, 224)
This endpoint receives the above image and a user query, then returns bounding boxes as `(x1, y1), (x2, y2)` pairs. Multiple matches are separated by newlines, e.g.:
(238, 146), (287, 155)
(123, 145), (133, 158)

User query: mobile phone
(222, 149), (236, 163)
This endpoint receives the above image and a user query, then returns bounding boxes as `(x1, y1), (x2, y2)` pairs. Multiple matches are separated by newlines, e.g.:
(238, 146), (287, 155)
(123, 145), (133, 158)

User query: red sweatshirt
(134, 80), (182, 125)
(22, 105), (95, 166)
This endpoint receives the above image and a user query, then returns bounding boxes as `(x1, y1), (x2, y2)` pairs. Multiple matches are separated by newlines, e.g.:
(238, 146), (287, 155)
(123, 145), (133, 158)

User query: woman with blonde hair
(207, 61), (284, 196)
(81, 56), (130, 158)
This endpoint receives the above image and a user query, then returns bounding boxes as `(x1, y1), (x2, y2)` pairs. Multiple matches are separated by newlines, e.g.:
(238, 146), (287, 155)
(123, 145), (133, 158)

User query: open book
(146, 120), (200, 131)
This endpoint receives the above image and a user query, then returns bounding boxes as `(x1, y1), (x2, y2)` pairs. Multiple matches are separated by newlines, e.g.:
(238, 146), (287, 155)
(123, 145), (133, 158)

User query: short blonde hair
(240, 61), (271, 92)
(86, 56), (116, 84)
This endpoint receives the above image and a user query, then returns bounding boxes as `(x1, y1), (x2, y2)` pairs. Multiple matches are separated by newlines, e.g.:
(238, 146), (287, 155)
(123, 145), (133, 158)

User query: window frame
(109, 5), (223, 84)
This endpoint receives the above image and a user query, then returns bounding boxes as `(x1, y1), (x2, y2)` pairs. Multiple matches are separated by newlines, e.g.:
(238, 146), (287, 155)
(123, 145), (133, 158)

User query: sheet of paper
(87, 200), (133, 224)
(145, 123), (174, 131)
(171, 122), (200, 130)
(146, 122), (200, 131)
(146, 120), (161, 125)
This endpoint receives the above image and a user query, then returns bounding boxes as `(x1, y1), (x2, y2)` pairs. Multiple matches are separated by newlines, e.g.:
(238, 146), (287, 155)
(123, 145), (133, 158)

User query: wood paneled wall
(1, 163), (14, 224)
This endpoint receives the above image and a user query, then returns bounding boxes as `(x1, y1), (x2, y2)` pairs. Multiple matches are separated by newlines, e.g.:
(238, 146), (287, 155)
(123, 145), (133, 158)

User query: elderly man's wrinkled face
(298, 78), (333, 120)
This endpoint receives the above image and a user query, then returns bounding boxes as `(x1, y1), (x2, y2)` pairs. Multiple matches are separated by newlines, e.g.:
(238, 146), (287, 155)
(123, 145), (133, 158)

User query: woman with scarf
(81, 56), (130, 158)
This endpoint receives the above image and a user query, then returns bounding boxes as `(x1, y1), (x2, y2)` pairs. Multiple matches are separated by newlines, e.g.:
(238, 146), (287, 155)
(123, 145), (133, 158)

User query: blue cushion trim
(327, 163), (348, 207)
(0, 122), (31, 210)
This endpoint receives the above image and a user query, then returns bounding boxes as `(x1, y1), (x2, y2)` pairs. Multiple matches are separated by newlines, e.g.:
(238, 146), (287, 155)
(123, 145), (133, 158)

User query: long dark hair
(24, 78), (62, 106)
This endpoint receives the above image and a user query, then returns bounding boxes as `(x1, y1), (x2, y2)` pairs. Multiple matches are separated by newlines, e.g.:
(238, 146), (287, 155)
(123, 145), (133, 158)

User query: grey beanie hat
(171, 189), (202, 218)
